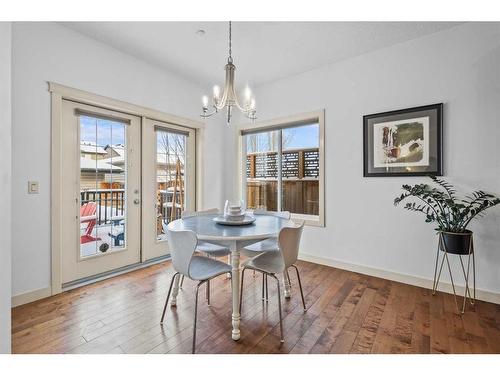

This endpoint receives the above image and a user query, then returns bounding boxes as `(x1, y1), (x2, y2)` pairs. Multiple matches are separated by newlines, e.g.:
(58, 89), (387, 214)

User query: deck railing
(81, 189), (125, 225)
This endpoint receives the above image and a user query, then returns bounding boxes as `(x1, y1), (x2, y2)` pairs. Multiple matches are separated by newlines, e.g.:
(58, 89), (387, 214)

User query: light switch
(28, 181), (39, 194)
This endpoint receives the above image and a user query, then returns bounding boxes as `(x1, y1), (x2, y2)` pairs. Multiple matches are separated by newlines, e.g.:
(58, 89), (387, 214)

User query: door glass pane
(245, 130), (279, 211)
(80, 115), (127, 257)
(156, 129), (187, 241)
(281, 123), (320, 216)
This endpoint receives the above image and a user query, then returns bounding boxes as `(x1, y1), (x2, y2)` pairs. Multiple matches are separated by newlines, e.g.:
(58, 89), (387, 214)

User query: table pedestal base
(230, 242), (241, 340)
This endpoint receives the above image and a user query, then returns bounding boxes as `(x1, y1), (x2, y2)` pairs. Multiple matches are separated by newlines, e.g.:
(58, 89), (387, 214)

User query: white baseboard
(298, 252), (500, 305)
(11, 256), (170, 307)
(11, 286), (52, 308)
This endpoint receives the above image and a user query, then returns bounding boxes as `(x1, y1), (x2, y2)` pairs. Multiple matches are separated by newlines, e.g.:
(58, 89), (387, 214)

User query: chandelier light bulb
(244, 86), (252, 103)
(250, 98), (256, 110)
(213, 85), (220, 100)
(202, 95), (209, 109)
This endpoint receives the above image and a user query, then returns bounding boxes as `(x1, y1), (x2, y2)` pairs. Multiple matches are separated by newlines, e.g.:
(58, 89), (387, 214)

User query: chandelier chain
(228, 21), (232, 62)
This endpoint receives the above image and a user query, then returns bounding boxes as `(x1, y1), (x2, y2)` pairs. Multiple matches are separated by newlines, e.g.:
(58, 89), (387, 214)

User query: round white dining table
(167, 213), (291, 341)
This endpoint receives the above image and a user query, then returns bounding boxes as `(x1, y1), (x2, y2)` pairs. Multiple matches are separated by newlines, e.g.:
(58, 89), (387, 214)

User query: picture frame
(363, 103), (443, 177)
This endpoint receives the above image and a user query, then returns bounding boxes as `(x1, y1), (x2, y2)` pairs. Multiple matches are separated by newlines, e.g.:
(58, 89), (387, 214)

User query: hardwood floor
(11, 260), (500, 354)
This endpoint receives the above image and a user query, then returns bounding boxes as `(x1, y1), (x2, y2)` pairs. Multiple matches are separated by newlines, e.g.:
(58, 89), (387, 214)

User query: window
(79, 115), (128, 258)
(155, 128), (188, 241)
(241, 111), (324, 226)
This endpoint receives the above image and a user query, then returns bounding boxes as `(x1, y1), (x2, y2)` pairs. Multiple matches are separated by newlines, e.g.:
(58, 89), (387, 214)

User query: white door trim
(50, 82), (204, 298)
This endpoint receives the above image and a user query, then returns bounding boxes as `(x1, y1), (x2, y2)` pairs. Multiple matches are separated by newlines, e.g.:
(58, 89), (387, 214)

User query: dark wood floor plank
(349, 280), (391, 354)
(429, 291), (451, 353)
(329, 286), (377, 353)
(309, 275), (367, 353)
(11, 259), (500, 354)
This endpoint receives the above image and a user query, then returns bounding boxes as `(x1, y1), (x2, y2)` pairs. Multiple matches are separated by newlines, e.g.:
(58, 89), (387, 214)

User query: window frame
(237, 110), (325, 227)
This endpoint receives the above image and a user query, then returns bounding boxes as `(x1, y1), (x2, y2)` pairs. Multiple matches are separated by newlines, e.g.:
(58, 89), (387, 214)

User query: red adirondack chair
(80, 202), (101, 244)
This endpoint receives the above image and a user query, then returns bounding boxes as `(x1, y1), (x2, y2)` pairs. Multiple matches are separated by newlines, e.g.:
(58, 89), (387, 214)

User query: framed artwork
(363, 103), (443, 177)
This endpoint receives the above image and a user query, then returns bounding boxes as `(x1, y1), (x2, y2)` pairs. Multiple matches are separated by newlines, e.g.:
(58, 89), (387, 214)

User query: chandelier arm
(233, 96), (250, 113)
(200, 106), (218, 118)
(214, 96), (227, 111)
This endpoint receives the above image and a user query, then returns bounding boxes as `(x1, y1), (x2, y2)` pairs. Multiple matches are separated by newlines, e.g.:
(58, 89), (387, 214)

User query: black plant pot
(440, 230), (473, 255)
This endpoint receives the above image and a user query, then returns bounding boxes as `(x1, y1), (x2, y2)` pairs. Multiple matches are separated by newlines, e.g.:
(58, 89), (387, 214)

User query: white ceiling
(61, 22), (462, 90)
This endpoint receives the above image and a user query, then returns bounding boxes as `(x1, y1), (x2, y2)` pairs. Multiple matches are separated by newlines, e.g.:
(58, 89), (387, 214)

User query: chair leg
(160, 272), (179, 324)
(265, 274), (269, 301)
(239, 268), (247, 314)
(291, 265), (306, 311)
(180, 275), (185, 289)
(286, 269), (292, 287)
(206, 280), (210, 306)
(261, 273), (265, 301)
(193, 281), (204, 354)
(269, 273), (284, 343)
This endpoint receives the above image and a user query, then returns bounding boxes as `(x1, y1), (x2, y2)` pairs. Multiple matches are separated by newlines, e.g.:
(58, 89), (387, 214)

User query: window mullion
(277, 129), (283, 212)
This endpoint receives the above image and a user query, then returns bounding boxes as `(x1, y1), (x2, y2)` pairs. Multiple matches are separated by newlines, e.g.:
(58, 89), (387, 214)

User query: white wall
(11, 22), (225, 297)
(246, 23), (500, 297)
(0, 22), (12, 353)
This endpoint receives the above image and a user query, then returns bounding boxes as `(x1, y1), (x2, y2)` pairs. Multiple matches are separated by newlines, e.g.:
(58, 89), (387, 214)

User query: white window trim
(237, 109), (325, 227)
(49, 82), (205, 295)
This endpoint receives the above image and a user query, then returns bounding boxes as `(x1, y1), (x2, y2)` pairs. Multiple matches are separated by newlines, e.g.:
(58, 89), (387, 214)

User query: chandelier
(200, 21), (257, 124)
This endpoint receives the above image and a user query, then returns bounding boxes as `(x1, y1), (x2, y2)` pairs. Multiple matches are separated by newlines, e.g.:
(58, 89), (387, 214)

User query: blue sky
(246, 123), (319, 152)
(80, 116), (125, 146)
(284, 124), (319, 150)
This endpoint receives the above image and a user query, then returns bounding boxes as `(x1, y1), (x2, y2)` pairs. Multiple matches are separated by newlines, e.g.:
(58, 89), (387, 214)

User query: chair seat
(242, 251), (285, 274)
(189, 256), (232, 281)
(243, 238), (279, 253)
(196, 241), (231, 257)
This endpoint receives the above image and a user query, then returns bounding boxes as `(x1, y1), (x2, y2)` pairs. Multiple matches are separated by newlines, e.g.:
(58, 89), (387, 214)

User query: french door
(141, 118), (196, 260)
(60, 100), (196, 285)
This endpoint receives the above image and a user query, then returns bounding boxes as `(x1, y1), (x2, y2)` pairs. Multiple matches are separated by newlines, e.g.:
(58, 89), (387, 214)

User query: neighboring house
(80, 141), (108, 160)
(104, 144), (125, 163)
(80, 151), (123, 190)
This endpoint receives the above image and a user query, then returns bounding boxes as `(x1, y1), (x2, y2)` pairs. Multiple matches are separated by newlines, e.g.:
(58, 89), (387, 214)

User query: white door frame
(50, 82), (204, 295)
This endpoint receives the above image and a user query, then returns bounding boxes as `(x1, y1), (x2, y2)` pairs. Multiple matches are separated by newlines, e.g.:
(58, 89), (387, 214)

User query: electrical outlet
(28, 181), (39, 194)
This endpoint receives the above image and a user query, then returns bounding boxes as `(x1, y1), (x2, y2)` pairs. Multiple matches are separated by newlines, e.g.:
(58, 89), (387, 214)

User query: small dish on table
(213, 215), (256, 226)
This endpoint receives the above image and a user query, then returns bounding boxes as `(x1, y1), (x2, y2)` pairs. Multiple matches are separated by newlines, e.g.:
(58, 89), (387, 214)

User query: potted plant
(394, 176), (499, 254)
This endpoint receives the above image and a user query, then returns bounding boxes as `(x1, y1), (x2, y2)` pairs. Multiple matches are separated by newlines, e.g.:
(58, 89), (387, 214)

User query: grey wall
(11, 22), (225, 297)
(248, 23), (500, 296)
(0, 22), (12, 353)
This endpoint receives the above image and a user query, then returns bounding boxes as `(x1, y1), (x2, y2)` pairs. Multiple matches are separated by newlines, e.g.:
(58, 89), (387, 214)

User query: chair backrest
(253, 209), (291, 220)
(80, 202), (97, 217)
(166, 229), (198, 278)
(278, 220), (305, 268)
(181, 208), (219, 219)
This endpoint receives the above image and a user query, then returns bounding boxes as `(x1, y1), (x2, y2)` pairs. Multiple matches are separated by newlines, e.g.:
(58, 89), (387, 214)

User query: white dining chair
(241, 209), (291, 300)
(164, 208), (230, 295)
(239, 220), (306, 343)
(161, 228), (231, 354)
(181, 208), (231, 258)
(241, 209), (291, 255)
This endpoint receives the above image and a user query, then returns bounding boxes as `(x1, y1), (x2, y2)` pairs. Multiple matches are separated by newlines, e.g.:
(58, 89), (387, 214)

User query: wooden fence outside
(246, 148), (319, 215)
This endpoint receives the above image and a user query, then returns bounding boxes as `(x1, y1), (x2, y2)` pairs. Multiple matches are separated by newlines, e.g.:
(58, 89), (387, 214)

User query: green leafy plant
(394, 176), (500, 233)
